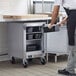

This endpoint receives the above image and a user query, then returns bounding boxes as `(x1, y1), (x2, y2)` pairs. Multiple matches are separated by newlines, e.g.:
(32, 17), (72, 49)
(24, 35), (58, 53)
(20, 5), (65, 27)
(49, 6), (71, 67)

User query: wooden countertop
(0, 14), (51, 23)
(3, 14), (49, 19)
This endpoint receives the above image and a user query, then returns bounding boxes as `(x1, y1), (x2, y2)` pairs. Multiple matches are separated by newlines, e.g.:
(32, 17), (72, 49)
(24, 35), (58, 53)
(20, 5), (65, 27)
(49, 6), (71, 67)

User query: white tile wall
(8, 0), (28, 15)
(0, 0), (9, 14)
(0, 0), (28, 15)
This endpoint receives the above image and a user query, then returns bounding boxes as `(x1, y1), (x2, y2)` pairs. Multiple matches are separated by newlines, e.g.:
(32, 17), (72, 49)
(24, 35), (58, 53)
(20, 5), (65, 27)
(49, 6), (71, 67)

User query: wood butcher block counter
(0, 14), (51, 23)
(3, 14), (48, 19)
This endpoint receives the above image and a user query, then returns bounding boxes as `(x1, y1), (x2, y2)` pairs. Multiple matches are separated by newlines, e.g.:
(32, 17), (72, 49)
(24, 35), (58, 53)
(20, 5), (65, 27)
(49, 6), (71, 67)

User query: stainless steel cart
(8, 22), (46, 68)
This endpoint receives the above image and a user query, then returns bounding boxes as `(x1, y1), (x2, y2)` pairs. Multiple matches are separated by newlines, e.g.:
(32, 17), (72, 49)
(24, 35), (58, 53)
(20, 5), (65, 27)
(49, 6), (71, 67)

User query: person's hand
(56, 22), (61, 26)
(57, 22), (65, 27)
(48, 23), (54, 29)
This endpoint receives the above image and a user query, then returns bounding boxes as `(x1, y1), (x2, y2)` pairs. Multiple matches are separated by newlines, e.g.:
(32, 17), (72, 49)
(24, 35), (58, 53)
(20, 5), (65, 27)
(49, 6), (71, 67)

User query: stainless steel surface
(8, 22), (46, 66)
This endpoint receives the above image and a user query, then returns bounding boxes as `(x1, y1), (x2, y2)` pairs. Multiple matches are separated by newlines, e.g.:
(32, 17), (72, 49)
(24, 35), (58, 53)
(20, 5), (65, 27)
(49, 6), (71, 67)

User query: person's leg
(58, 10), (76, 75)
(66, 45), (75, 73)
(66, 11), (76, 73)
(58, 46), (76, 75)
(73, 50), (76, 68)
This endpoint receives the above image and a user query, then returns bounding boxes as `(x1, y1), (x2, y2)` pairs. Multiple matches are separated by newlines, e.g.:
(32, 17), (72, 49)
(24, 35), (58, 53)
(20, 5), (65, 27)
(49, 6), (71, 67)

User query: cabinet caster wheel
(41, 58), (46, 65)
(23, 61), (28, 68)
(11, 57), (16, 64)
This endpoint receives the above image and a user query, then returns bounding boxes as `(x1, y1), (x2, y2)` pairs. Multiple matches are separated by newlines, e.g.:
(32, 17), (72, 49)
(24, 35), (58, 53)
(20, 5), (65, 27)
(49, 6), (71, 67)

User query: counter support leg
(55, 55), (57, 63)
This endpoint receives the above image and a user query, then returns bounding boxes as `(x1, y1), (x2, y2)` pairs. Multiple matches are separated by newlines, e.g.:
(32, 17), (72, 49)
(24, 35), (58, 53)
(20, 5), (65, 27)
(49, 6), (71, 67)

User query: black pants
(67, 10), (76, 45)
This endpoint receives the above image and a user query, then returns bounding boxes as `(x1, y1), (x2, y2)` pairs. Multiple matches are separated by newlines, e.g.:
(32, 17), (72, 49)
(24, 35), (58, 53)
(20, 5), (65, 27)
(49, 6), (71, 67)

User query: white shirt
(54, 0), (76, 10)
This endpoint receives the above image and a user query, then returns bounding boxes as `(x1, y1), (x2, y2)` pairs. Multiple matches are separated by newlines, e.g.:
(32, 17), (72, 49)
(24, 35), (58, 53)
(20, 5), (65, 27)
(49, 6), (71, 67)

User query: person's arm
(48, 5), (60, 29)
(57, 17), (68, 26)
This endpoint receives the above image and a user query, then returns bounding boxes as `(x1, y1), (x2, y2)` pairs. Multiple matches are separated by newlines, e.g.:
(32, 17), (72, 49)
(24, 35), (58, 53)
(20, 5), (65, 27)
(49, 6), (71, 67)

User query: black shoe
(58, 69), (76, 75)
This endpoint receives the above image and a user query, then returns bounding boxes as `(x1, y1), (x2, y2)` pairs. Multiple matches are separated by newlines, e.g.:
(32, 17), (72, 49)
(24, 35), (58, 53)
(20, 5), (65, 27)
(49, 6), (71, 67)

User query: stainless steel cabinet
(46, 26), (68, 62)
(8, 22), (46, 67)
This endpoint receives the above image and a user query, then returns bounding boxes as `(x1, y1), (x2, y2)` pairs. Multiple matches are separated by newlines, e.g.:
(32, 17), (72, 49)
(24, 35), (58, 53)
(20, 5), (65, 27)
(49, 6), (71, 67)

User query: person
(48, 0), (76, 75)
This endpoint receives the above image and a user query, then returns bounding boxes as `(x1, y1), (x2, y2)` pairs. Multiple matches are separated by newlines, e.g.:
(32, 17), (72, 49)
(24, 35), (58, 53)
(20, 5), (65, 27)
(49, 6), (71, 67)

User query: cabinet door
(47, 26), (68, 54)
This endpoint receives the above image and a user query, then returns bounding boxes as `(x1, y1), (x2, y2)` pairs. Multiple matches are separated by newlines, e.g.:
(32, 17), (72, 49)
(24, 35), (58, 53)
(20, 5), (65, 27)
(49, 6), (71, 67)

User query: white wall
(0, 0), (9, 14)
(0, 0), (28, 15)
(0, 0), (55, 15)
(8, 0), (28, 15)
